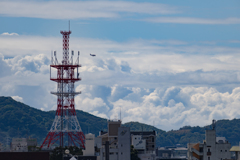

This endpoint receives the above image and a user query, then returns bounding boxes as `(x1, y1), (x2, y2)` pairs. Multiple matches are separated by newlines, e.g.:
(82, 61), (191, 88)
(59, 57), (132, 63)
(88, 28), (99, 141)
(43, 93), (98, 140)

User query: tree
(131, 145), (140, 160)
(50, 146), (83, 160)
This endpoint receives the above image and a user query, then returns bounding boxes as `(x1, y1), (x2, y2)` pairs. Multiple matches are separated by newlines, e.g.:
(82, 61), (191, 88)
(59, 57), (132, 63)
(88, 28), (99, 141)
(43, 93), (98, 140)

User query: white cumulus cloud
(0, 35), (240, 131)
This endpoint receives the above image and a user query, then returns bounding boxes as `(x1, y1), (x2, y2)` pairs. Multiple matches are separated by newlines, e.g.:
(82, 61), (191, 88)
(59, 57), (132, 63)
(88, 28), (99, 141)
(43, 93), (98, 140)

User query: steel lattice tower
(40, 30), (85, 149)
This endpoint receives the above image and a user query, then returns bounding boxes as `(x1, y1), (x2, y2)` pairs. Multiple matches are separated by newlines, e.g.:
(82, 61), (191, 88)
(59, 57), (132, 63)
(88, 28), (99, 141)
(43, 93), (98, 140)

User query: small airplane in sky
(90, 53), (96, 57)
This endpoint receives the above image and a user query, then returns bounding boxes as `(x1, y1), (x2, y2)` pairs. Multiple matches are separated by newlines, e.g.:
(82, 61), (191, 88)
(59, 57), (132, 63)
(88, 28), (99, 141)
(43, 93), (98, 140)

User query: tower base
(40, 131), (85, 149)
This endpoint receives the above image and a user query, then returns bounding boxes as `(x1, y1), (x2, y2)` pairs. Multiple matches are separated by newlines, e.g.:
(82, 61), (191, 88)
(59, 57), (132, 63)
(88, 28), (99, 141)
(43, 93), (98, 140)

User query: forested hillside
(0, 96), (108, 144)
(0, 96), (240, 147)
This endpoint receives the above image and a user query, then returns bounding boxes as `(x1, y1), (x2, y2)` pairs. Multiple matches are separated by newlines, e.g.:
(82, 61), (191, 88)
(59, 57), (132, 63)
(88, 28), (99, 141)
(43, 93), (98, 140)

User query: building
(64, 155), (97, 160)
(27, 138), (38, 151)
(11, 138), (28, 152)
(83, 133), (95, 156)
(27, 138), (37, 147)
(156, 147), (172, 158)
(230, 143), (240, 160)
(131, 131), (156, 160)
(156, 146), (188, 159)
(0, 152), (49, 160)
(82, 133), (102, 159)
(188, 120), (231, 160)
(84, 120), (156, 160)
(98, 120), (131, 160)
(64, 134), (99, 160)
(118, 126), (131, 160)
(64, 133), (100, 160)
(173, 147), (188, 158)
(0, 142), (2, 151)
(10, 138), (38, 152)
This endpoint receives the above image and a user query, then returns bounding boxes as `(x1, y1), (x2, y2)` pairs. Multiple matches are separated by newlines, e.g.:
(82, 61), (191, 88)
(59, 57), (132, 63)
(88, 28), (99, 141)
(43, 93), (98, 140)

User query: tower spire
(40, 28), (85, 149)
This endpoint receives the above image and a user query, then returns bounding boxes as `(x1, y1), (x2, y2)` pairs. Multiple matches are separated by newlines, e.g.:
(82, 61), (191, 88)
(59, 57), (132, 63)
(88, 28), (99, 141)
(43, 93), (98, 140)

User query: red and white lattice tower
(40, 30), (85, 149)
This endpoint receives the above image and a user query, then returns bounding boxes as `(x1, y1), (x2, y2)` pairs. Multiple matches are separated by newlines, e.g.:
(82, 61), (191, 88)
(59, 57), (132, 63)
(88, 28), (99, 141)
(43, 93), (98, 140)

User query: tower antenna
(120, 106), (121, 121)
(69, 20), (70, 31)
(40, 26), (85, 149)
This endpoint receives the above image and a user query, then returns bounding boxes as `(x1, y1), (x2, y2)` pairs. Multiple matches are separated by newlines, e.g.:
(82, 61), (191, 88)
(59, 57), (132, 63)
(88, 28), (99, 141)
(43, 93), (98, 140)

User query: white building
(11, 138), (28, 152)
(83, 133), (95, 156)
(83, 133), (102, 159)
(188, 120), (231, 160)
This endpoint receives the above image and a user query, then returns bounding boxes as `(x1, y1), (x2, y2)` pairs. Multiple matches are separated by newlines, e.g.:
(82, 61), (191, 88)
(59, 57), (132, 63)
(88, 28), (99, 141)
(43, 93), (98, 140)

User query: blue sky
(0, 0), (240, 131)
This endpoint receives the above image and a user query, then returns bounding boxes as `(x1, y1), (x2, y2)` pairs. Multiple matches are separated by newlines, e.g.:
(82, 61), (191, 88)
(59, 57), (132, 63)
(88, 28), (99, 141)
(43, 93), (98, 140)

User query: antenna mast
(120, 106), (121, 121)
(69, 20), (70, 31)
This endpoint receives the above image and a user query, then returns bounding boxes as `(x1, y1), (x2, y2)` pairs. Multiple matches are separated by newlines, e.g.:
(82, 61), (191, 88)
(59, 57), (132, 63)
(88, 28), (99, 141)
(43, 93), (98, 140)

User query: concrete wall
(118, 126), (130, 160)
(215, 143), (231, 160)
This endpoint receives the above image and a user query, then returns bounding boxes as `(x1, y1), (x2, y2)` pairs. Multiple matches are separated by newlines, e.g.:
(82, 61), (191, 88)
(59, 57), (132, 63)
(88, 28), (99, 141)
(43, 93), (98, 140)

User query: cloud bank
(0, 34), (240, 130)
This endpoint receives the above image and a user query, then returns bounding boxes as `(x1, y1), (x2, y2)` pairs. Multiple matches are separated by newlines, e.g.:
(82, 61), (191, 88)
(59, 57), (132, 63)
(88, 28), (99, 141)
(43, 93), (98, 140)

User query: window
(208, 157), (210, 160)
(208, 148), (210, 152)
(225, 150), (227, 152)
(220, 150), (222, 152)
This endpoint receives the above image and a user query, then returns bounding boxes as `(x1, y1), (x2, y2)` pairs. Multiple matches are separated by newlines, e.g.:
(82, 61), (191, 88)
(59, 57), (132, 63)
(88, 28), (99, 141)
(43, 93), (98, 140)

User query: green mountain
(0, 96), (108, 145)
(0, 96), (240, 147)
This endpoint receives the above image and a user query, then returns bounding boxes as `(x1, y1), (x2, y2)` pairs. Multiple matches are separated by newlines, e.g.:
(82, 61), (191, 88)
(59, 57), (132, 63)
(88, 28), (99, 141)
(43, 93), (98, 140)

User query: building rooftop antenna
(153, 121), (155, 131)
(212, 119), (216, 130)
(69, 20), (70, 31)
(18, 128), (20, 138)
(120, 106), (121, 121)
